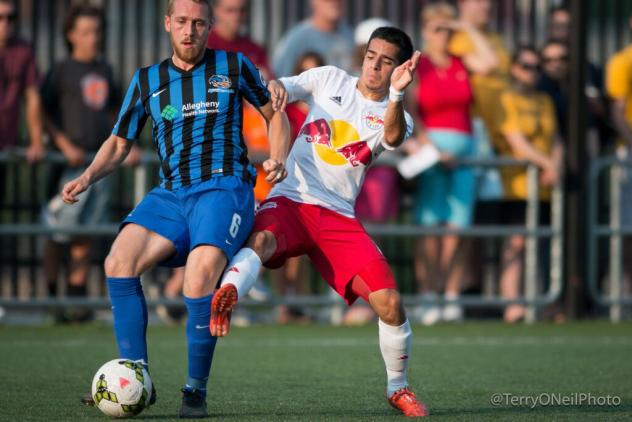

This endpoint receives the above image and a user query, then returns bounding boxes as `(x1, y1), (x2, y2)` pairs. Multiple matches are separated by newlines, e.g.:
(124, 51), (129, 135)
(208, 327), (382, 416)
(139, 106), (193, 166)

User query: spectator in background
(449, 0), (507, 308)
(206, 0), (274, 207)
(547, 5), (571, 44)
(606, 20), (632, 289)
(41, 5), (134, 320)
(352, 18), (401, 225)
(0, 0), (44, 173)
(543, 6), (606, 155)
(208, 0), (272, 79)
(272, 0), (354, 77)
(491, 46), (563, 323)
(406, 2), (496, 325)
(537, 41), (570, 141)
(450, 0), (507, 139)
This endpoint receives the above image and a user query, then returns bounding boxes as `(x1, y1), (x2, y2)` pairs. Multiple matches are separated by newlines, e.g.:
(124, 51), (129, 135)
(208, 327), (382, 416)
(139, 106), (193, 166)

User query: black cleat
(179, 388), (208, 419)
(80, 383), (157, 407)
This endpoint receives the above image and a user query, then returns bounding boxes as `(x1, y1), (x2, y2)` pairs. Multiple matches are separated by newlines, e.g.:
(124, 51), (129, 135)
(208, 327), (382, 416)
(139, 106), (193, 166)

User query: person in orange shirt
(491, 46), (563, 323)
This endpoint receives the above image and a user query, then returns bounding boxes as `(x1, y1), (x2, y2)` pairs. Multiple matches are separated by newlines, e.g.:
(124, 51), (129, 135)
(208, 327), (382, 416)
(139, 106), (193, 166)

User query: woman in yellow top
(491, 45), (563, 323)
(449, 0), (509, 135)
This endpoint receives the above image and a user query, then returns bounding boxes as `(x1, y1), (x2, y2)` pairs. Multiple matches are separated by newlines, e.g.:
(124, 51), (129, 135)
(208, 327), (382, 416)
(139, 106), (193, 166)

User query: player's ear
(164, 15), (171, 33)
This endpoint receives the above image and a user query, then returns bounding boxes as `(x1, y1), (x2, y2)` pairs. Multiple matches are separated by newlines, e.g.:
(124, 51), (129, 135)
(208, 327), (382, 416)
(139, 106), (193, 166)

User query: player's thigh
(252, 197), (316, 269)
(106, 223), (177, 276)
(309, 211), (392, 305)
(120, 186), (190, 269)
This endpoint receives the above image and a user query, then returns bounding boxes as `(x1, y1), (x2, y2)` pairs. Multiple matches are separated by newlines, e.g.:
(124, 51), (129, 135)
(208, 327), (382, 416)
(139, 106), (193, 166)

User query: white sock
(221, 248), (262, 299)
(379, 318), (412, 396)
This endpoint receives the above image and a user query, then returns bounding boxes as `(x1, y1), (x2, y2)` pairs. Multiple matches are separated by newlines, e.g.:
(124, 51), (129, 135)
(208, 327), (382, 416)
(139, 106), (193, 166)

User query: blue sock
(184, 294), (217, 393)
(107, 277), (148, 364)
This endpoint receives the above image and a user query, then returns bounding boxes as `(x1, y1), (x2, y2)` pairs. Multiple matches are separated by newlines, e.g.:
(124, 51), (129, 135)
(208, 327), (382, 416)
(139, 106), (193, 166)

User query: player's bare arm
(383, 50), (421, 147)
(61, 134), (134, 204)
(257, 88), (291, 184)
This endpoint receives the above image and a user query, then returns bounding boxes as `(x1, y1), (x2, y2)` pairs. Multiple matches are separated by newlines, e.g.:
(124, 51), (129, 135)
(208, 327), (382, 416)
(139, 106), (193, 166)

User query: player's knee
(104, 250), (137, 277)
(247, 231), (276, 262)
(373, 290), (404, 325)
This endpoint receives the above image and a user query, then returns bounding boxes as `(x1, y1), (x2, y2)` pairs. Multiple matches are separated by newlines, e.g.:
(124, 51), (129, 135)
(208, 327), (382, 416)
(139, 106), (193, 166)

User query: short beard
(174, 43), (204, 63)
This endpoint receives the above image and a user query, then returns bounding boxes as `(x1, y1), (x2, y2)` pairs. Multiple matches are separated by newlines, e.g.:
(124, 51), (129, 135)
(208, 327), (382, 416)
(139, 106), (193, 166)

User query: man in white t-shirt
(212, 27), (426, 417)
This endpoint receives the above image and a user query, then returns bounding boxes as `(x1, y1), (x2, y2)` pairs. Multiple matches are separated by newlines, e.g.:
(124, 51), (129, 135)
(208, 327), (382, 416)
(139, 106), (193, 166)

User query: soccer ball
(91, 359), (153, 418)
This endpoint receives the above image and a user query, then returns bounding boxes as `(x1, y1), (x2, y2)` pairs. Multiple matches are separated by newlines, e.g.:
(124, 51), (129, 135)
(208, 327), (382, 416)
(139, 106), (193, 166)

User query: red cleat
(387, 387), (429, 417)
(210, 283), (238, 337)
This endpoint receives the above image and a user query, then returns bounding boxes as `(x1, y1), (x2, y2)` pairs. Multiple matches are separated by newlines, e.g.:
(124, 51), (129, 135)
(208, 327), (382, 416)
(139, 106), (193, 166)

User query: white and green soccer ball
(91, 359), (152, 418)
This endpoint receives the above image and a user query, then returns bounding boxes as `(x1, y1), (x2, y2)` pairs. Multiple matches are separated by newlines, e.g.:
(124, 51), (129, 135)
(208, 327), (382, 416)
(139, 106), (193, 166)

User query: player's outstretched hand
(263, 158), (287, 184)
(61, 175), (90, 204)
(390, 50), (422, 92)
(267, 80), (288, 112)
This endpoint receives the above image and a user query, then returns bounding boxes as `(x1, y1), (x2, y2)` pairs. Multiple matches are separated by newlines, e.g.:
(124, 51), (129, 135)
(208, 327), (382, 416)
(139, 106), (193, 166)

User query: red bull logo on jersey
(298, 118), (373, 167)
(363, 110), (384, 130)
(299, 118), (332, 147)
(336, 140), (372, 167)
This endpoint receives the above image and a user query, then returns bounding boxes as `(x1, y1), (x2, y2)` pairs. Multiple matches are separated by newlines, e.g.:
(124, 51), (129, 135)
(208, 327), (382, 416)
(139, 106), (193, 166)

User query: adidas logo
(329, 96), (342, 105)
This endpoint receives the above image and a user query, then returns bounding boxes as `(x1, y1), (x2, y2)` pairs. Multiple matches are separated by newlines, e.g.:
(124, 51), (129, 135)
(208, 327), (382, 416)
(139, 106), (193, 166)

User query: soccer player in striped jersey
(62, 0), (289, 418)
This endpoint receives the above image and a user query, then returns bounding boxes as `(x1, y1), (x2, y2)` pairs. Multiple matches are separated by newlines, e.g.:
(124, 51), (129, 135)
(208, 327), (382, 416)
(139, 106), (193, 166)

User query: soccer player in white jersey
(211, 27), (427, 417)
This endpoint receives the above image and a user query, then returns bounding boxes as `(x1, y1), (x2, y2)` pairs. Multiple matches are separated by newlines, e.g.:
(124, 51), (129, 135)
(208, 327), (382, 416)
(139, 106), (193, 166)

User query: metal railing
(588, 156), (632, 322)
(0, 150), (563, 323)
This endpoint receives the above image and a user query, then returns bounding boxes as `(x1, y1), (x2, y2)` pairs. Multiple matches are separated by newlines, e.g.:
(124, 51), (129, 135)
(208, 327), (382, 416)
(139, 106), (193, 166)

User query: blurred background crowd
(1, 0), (631, 326)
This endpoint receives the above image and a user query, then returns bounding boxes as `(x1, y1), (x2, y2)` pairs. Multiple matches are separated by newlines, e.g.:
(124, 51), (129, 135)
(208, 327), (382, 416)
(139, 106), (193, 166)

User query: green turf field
(1, 322), (631, 421)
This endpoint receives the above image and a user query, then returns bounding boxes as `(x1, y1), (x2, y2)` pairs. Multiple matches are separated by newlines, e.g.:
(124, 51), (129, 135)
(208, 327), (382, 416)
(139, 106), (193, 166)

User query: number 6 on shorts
(229, 213), (241, 238)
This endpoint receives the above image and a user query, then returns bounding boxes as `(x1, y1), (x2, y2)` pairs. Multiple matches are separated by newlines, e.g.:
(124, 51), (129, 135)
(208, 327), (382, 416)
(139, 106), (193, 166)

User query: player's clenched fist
(62, 175), (90, 204)
(267, 79), (288, 112)
(263, 158), (287, 184)
(390, 50), (422, 92)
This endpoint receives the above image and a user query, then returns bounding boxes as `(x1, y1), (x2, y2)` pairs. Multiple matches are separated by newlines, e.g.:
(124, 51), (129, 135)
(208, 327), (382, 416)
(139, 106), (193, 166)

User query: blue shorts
(122, 176), (254, 267)
(414, 129), (476, 228)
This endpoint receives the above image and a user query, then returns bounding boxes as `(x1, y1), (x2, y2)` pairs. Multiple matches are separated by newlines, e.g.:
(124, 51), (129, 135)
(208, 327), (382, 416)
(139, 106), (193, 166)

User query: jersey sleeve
(111, 69), (148, 141)
(238, 53), (271, 108)
(278, 66), (336, 104)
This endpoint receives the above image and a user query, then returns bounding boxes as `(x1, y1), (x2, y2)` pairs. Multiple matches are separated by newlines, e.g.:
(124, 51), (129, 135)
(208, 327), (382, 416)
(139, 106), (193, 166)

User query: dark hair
(63, 5), (105, 52)
(512, 44), (539, 64)
(293, 51), (325, 75)
(367, 26), (413, 65)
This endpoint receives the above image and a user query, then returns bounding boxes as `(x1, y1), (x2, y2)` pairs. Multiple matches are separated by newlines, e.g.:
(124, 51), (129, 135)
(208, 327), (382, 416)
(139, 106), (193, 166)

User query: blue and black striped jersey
(112, 49), (270, 190)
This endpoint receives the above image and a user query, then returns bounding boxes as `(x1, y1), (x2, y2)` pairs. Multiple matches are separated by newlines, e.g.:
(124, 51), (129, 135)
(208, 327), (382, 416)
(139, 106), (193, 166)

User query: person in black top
(41, 5), (137, 318)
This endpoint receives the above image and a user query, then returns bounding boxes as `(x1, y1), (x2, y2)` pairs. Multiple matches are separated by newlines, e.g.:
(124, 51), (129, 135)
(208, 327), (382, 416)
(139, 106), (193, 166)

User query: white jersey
(269, 66), (413, 217)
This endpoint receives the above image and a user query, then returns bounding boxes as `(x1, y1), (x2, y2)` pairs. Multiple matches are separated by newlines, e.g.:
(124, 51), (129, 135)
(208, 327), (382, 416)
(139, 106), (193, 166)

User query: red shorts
(253, 196), (396, 304)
